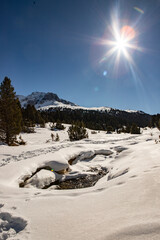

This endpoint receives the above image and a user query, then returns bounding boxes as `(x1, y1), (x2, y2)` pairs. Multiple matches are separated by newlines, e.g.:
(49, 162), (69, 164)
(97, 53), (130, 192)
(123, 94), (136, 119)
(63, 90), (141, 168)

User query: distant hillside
(41, 107), (151, 129)
(18, 91), (151, 130)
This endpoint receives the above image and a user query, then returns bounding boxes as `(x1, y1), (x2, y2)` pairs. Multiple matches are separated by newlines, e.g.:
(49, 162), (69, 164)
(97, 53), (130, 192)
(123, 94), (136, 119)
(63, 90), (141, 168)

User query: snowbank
(0, 125), (160, 239)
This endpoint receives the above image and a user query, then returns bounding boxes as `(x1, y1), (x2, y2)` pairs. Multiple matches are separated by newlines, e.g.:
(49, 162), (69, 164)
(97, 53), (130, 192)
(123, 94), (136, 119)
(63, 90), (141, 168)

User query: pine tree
(55, 121), (65, 130)
(0, 77), (22, 145)
(130, 123), (141, 134)
(125, 125), (131, 133)
(106, 125), (113, 133)
(68, 122), (88, 141)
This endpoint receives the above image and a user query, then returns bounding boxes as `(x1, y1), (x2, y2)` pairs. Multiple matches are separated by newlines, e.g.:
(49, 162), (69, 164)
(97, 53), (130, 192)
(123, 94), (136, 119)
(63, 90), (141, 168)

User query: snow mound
(108, 168), (129, 181)
(25, 169), (57, 189)
(41, 152), (69, 172)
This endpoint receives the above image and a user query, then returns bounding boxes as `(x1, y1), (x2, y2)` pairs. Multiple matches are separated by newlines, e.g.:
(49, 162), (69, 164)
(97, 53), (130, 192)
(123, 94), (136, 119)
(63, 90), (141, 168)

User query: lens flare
(103, 70), (107, 76)
(120, 25), (135, 41)
(134, 7), (144, 14)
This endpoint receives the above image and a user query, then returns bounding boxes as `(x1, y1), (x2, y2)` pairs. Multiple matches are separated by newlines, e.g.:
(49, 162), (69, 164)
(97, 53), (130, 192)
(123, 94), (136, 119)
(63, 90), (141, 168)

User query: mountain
(18, 91), (143, 114)
(18, 91), (151, 128)
(17, 92), (76, 109)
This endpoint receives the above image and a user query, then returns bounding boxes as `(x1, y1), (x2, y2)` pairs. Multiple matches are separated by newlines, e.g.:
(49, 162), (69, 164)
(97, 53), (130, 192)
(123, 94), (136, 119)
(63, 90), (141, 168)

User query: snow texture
(0, 125), (160, 239)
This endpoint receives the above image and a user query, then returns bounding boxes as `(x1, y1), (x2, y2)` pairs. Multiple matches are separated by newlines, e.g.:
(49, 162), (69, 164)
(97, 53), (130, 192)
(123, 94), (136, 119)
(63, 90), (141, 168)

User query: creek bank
(19, 150), (113, 189)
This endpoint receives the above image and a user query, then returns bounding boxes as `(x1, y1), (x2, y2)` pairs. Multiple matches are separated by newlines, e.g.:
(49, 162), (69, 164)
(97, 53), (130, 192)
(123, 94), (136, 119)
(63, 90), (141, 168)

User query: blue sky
(0, 0), (160, 114)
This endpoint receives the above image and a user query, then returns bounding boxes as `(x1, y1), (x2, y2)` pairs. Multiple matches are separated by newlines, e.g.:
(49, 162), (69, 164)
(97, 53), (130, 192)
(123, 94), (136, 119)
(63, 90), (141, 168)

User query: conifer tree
(0, 77), (22, 145)
(68, 122), (88, 141)
(55, 121), (65, 130)
(130, 123), (141, 134)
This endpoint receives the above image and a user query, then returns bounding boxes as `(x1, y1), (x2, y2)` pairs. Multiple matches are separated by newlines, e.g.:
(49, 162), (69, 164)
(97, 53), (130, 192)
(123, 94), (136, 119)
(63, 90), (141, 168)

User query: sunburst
(98, 15), (143, 68)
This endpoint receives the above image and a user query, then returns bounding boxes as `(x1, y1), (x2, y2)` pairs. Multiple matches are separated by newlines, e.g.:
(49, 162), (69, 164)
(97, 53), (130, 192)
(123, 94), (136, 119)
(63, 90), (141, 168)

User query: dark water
(55, 167), (108, 190)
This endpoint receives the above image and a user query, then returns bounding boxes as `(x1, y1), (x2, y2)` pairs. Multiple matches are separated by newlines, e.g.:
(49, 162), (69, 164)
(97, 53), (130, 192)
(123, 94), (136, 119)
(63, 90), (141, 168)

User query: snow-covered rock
(25, 169), (58, 189)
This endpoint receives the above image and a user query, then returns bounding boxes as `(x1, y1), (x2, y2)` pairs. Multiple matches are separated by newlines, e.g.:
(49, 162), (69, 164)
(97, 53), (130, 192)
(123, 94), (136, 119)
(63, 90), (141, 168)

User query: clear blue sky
(0, 0), (160, 114)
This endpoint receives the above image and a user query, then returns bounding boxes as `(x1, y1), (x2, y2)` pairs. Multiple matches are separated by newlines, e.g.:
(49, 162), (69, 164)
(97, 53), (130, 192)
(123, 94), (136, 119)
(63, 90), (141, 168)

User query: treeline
(40, 107), (150, 131)
(19, 103), (151, 132)
(21, 107), (142, 134)
(21, 106), (150, 132)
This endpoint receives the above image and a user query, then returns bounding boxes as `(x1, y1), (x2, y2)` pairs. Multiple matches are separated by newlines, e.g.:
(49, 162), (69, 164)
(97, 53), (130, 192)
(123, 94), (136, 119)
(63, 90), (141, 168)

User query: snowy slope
(39, 103), (114, 112)
(0, 125), (160, 239)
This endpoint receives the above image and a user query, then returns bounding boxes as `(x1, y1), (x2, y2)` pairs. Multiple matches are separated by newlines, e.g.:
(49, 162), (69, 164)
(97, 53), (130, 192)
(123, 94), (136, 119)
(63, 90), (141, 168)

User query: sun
(113, 25), (135, 52)
(93, 5), (146, 96)
(96, 10), (144, 79)
(111, 25), (136, 54)
(115, 37), (127, 51)
(99, 22), (141, 65)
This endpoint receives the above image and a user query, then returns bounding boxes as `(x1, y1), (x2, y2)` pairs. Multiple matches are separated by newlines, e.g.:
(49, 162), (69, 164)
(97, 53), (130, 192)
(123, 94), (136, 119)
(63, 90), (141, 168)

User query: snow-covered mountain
(18, 91), (145, 115)
(17, 91), (76, 109)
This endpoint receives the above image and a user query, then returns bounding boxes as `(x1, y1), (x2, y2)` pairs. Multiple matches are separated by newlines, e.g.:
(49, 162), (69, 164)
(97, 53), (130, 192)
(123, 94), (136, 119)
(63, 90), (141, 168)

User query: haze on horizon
(0, 0), (160, 114)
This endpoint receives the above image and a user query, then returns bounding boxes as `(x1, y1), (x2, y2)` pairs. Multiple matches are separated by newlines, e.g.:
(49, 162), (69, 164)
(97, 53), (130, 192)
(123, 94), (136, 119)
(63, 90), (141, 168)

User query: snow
(38, 102), (145, 115)
(0, 125), (160, 239)
(25, 170), (58, 189)
(38, 103), (113, 112)
(125, 109), (143, 113)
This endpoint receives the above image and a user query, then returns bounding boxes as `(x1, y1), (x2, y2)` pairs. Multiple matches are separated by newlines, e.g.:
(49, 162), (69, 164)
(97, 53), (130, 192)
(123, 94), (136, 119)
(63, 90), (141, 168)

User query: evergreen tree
(22, 104), (45, 129)
(55, 121), (65, 130)
(0, 77), (22, 145)
(106, 126), (114, 133)
(125, 125), (131, 133)
(68, 122), (88, 141)
(130, 123), (141, 134)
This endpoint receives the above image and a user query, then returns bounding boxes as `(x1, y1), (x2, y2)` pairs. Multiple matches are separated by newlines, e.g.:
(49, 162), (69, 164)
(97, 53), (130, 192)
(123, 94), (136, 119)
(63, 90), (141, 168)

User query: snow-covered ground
(0, 125), (160, 240)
